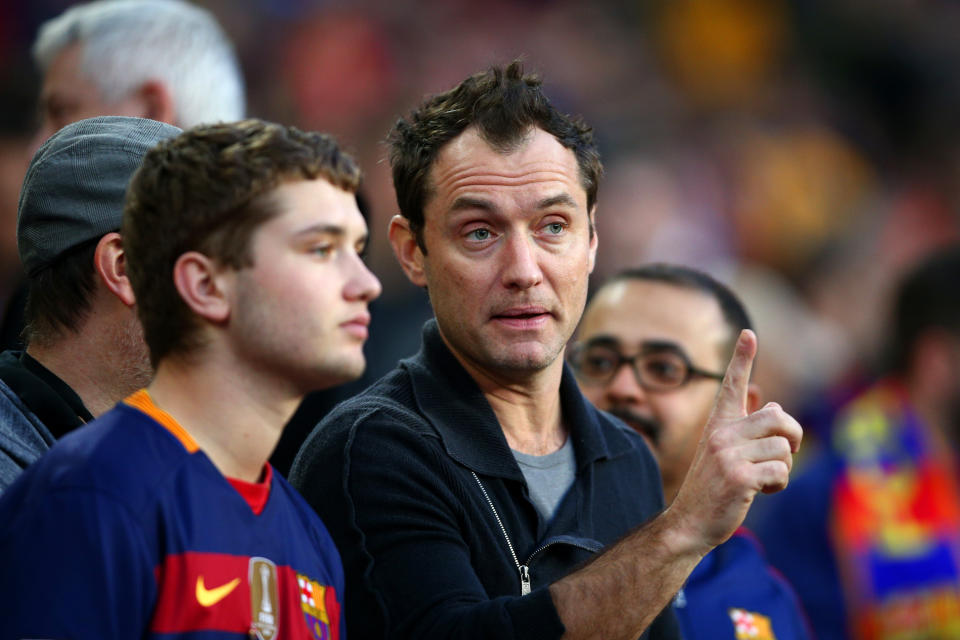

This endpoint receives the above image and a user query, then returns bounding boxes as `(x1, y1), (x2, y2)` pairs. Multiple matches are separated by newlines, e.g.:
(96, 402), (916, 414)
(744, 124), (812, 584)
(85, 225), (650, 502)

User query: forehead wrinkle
(426, 128), (587, 218)
(436, 164), (581, 191)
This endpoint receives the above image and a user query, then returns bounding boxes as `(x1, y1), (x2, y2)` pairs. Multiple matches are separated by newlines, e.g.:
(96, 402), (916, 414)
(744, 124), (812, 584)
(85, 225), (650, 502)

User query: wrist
(654, 503), (714, 563)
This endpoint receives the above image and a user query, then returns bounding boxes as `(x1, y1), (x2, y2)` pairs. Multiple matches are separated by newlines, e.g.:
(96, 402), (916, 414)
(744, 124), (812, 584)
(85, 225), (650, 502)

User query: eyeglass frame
(568, 337), (725, 392)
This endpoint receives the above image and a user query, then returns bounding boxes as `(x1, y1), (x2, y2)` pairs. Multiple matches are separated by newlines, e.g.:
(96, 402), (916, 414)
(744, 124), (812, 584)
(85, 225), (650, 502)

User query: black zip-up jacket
(290, 320), (680, 640)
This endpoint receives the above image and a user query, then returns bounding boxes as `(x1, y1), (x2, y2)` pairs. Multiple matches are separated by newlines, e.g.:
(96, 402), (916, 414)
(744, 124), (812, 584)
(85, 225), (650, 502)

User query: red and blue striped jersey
(0, 390), (345, 640)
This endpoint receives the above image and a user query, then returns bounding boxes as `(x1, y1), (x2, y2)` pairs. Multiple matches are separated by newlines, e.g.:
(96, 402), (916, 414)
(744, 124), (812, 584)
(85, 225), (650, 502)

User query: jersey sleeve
(0, 483), (156, 639)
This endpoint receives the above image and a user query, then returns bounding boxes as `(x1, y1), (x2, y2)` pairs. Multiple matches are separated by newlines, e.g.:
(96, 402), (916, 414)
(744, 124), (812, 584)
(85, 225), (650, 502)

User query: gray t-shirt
(512, 437), (576, 522)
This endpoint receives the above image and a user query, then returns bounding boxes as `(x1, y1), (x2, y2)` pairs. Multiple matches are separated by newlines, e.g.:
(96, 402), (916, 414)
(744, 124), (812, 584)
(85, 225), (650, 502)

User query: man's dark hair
(387, 60), (602, 252)
(605, 263), (753, 356)
(124, 118), (361, 367)
(22, 240), (99, 347)
(889, 245), (960, 374)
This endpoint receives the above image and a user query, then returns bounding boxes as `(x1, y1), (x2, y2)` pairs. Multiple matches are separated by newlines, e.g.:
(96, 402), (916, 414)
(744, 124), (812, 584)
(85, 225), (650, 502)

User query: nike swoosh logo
(196, 576), (241, 607)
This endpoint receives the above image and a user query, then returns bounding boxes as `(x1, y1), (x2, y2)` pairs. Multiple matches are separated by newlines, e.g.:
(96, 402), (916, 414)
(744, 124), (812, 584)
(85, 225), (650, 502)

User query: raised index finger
(711, 329), (757, 421)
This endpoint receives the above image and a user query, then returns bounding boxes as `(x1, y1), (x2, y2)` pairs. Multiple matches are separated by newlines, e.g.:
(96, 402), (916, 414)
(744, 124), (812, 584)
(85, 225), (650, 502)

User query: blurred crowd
(4, 0), (960, 431)
(3, 1), (960, 638)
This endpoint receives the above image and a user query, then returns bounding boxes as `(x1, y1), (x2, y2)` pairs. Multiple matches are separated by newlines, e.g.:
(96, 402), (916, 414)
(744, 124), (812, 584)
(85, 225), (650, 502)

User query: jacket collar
(402, 319), (637, 480)
(0, 350), (90, 439)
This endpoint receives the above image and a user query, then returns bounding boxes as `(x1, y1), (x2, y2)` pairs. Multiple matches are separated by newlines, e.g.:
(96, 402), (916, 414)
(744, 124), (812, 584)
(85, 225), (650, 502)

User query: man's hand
(669, 329), (803, 551)
(552, 330), (803, 640)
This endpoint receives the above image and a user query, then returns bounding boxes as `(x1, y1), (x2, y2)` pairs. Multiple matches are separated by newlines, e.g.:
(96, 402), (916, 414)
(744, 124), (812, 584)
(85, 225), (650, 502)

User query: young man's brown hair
(123, 118), (361, 366)
(387, 60), (602, 252)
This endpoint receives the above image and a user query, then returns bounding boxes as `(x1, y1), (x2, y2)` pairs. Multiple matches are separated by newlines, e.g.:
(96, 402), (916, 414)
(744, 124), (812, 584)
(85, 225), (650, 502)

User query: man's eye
(469, 228), (491, 241)
(545, 222), (565, 234)
(311, 245), (333, 258)
(642, 357), (685, 383)
(583, 353), (617, 374)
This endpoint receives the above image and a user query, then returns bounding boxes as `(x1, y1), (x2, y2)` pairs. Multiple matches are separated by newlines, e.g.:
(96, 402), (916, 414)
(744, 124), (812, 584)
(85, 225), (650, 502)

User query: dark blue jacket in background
(290, 319), (680, 640)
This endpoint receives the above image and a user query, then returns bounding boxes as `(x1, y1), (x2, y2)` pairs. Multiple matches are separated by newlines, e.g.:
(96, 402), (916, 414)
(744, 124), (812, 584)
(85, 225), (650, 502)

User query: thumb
(711, 329), (757, 420)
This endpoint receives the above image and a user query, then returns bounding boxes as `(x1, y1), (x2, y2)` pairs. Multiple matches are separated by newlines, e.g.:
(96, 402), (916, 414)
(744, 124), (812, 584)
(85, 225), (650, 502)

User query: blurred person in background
(572, 264), (812, 640)
(0, 64), (37, 346)
(32, 0), (243, 143)
(0, 0), (245, 353)
(755, 245), (960, 640)
(0, 118), (379, 638)
(0, 116), (179, 493)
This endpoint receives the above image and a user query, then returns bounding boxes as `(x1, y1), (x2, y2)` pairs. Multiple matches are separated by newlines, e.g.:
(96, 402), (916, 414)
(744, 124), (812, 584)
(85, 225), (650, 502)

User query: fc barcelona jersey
(673, 529), (813, 640)
(0, 390), (345, 640)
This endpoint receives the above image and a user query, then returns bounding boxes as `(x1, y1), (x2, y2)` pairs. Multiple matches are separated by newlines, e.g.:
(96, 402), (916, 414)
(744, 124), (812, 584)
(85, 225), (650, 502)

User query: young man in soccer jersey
(0, 118), (381, 639)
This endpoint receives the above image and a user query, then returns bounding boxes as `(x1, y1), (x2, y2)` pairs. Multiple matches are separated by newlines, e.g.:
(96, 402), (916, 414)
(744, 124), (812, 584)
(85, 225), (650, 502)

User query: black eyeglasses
(569, 339), (724, 392)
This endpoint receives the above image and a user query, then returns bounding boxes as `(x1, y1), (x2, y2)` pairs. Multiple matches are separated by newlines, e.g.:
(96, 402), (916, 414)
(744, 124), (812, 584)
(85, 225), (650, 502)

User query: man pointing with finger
(291, 61), (803, 640)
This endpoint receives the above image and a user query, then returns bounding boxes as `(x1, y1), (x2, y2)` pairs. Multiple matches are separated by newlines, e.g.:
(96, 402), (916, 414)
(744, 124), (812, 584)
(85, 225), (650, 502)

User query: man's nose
(603, 361), (648, 406)
(500, 234), (543, 290)
(345, 253), (383, 303)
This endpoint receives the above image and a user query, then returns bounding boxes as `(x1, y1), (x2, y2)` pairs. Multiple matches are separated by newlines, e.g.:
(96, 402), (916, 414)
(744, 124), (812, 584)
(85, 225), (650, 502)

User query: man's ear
(587, 205), (598, 274)
(746, 382), (762, 414)
(93, 232), (136, 307)
(172, 251), (231, 323)
(137, 80), (176, 125)
(388, 214), (427, 288)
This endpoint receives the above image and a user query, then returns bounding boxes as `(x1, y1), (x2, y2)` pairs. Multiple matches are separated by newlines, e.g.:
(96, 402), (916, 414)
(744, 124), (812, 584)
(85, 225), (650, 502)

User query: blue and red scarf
(830, 381), (960, 639)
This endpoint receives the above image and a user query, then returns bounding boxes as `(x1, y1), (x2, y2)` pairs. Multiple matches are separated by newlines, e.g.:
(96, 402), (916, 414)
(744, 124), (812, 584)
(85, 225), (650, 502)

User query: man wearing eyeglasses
(573, 263), (812, 640)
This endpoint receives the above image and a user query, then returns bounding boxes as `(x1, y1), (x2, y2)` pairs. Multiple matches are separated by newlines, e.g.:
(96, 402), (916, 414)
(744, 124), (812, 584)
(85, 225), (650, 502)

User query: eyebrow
(536, 193), (579, 210)
(294, 224), (369, 245)
(583, 335), (687, 356)
(448, 193), (580, 214)
(449, 196), (495, 213)
(582, 334), (622, 349)
(294, 224), (345, 238)
(640, 340), (685, 354)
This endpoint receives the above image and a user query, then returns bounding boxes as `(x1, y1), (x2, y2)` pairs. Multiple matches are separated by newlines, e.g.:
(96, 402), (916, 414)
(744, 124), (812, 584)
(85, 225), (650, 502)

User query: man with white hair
(32, 0), (244, 141)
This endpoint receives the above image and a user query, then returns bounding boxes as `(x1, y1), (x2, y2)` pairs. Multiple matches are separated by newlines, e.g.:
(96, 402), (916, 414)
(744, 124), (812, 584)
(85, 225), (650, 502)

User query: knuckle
(774, 435), (792, 457)
(705, 424), (736, 455)
(733, 466), (752, 488)
(766, 460), (789, 484)
(765, 404), (785, 421)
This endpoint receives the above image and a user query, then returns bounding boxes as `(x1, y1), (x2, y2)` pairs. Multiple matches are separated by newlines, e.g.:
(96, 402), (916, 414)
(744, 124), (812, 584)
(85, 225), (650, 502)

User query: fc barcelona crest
(729, 608), (777, 640)
(297, 572), (341, 640)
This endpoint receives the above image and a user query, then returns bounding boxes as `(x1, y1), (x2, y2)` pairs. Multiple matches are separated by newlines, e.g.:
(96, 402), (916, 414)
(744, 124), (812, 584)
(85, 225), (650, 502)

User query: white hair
(33, 0), (245, 128)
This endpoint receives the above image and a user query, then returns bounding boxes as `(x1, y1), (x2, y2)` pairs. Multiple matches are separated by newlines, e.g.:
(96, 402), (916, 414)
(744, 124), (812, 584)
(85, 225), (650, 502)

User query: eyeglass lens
(576, 345), (692, 390)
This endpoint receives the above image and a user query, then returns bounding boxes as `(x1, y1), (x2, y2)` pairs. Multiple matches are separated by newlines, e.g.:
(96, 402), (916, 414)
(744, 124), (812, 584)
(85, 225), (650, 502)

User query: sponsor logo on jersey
(196, 575), (241, 607)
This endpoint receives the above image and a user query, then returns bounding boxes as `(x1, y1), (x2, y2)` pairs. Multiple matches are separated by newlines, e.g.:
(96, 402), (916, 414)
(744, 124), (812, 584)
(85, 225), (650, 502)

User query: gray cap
(17, 115), (181, 276)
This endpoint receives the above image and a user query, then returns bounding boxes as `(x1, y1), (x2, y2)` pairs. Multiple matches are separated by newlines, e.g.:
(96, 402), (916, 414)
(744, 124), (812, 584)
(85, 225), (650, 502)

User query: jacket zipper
(471, 471), (601, 596)
(472, 471), (531, 595)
